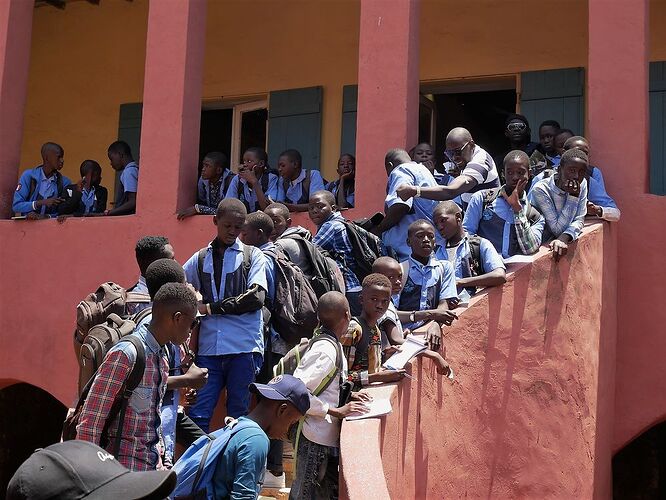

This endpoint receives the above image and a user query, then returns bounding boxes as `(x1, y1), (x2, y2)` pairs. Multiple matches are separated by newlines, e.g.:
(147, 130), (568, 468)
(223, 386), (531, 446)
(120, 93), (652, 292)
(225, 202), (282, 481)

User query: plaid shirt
(340, 317), (383, 386)
(313, 212), (361, 292)
(529, 175), (588, 241)
(77, 323), (168, 471)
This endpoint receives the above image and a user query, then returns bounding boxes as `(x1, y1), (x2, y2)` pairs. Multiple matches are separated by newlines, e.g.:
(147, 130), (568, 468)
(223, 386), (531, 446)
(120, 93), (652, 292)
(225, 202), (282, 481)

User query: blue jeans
(289, 434), (339, 500)
(188, 352), (262, 432)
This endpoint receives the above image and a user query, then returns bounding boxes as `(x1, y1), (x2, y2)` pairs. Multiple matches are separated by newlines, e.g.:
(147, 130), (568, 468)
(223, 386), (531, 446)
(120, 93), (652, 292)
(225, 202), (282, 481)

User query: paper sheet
(383, 334), (428, 370)
(345, 398), (392, 421)
(503, 254), (534, 265)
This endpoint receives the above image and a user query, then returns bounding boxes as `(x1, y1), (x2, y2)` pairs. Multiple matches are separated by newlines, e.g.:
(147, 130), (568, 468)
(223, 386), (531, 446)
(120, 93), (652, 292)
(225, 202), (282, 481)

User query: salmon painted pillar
(588, 0), (650, 494)
(137, 0), (207, 218)
(354, 0), (420, 216)
(0, 0), (33, 218)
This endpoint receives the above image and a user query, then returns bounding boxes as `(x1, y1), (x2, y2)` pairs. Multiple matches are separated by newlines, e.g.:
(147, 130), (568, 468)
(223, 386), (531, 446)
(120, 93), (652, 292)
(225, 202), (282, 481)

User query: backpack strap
(132, 306), (153, 327)
(27, 176), (38, 202)
(126, 291), (151, 303)
(400, 261), (409, 294)
(465, 235), (483, 276)
(196, 247), (208, 286)
(242, 244), (253, 277)
(301, 169), (311, 204)
(308, 334), (343, 397)
(482, 187), (503, 211)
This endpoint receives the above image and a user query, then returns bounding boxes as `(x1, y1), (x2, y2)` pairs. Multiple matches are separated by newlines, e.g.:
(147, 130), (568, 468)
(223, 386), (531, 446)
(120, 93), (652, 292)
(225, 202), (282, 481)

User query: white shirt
(293, 337), (348, 447)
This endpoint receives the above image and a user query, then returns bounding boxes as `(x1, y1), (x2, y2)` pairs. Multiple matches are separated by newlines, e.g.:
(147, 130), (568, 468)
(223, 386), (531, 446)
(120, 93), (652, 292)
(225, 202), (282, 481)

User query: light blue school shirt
(226, 173), (278, 212)
(12, 166), (72, 215)
(275, 168), (326, 204)
(325, 179), (355, 207)
(382, 162), (444, 261)
(116, 161), (139, 206)
(183, 239), (267, 356)
(529, 166), (617, 210)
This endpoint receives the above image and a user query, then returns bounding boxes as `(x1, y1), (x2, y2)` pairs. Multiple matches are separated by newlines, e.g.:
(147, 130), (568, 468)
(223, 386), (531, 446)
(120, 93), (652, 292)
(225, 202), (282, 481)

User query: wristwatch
(409, 311), (416, 323)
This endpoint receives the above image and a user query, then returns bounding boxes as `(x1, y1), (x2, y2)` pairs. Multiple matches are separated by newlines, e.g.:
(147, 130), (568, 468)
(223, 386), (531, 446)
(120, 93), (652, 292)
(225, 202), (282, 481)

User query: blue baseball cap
(250, 374), (310, 415)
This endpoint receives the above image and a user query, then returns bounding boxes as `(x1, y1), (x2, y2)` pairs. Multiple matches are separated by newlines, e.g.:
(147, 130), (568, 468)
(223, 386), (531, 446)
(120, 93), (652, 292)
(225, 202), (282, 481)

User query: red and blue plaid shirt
(76, 324), (168, 471)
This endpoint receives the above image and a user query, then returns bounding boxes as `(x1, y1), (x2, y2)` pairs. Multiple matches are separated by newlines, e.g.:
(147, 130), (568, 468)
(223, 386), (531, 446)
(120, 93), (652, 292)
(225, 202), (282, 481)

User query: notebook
(383, 334), (428, 370)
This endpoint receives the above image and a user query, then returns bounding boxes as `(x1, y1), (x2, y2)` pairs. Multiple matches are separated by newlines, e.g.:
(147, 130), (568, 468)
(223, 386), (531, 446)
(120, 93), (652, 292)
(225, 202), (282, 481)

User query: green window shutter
(650, 62), (666, 195)
(520, 68), (585, 141)
(340, 85), (358, 156)
(267, 86), (322, 169)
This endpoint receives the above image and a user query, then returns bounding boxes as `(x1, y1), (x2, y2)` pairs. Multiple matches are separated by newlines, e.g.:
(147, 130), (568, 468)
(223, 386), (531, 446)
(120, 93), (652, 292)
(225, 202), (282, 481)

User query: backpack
(482, 186), (541, 224)
(340, 220), (385, 281)
(466, 235), (483, 277)
(282, 169), (312, 204)
(264, 247), (319, 345)
(171, 418), (257, 500)
(27, 170), (65, 202)
(279, 233), (343, 297)
(63, 336), (146, 455)
(196, 245), (253, 302)
(236, 171), (271, 212)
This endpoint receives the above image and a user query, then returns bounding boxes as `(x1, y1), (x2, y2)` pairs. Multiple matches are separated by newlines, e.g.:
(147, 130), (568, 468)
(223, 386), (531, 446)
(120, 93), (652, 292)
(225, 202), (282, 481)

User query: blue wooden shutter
(520, 68), (585, 141)
(650, 62), (666, 195)
(267, 87), (322, 169)
(114, 103), (143, 204)
(340, 85), (358, 156)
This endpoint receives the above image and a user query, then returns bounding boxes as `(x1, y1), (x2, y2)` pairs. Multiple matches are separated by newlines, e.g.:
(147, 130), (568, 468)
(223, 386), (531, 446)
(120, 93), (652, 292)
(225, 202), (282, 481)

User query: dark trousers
(289, 433), (339, 500)
(258, 348), (285, 474)
(175, 411), (205, 448)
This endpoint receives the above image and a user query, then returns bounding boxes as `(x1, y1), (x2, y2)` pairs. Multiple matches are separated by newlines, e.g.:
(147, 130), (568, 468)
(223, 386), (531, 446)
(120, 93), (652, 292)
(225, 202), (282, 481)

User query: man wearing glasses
(397, 127), (500, 209)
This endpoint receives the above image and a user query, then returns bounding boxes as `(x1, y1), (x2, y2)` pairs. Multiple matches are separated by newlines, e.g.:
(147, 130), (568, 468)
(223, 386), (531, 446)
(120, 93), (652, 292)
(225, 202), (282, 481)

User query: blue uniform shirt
(313, 212), (362, 292)
(398, 254), (457, 330)
(116, 161), (139, 206)
(383, 162), (444, 261)
(183, 239), (267, 356)
(276, 168), (326, 205)
(226, 172), (278, 212)
(12, 166), (72, 215)
(325, 179), (355, 207)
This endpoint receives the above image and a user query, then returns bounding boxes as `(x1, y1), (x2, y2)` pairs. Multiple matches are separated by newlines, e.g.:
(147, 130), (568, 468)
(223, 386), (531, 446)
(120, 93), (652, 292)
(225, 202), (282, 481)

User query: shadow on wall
(0, 383), (67, 494)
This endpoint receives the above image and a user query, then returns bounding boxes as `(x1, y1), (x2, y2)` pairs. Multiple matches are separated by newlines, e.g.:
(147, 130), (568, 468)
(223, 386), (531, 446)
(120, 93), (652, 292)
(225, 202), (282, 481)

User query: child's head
(214, 198), (248, 245)
(444, 127), (474, 168)
(411, 143), (435, 167)
(557, 148), (588, 188)
(433, 201), (463, 241)
(80, 160), (102, 187)
(41, 142), (64, 173)
(201, 152), (228, 181)
(135, 236), (175, 277)
(563, 135), (590, 156)
(384, 148), (412, 175)
(151, 282), (198, 346)
(372, 256), (403, 296)
(538, 120), (561, 155)
(264, 203), (291, 241)
(337, 153), (355, 178)
(107, 141), (132, 171)
(241, 147), (268, 175)
(503, 150), (530, 194)
(554, 129), (575, 156)
(317, 291), (351, 337)
(145, 258), (186, 300)
(504, 114), (531, 145)
(241, 211), (274, 247)
(359, 273), (393, 323)
(407, 219), (436, 259)
(277, 149), (302, 181)
(308, 190), (337, 227)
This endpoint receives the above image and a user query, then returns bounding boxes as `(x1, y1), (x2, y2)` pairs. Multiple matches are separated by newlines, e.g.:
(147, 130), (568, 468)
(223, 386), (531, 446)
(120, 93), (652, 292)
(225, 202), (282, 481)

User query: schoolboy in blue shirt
(13, 142), (71, 218)
(59, 160), (107, 217)
(372, 148), (443, 261)
(106, 140), (138, 216)
(433, 201), (506, 298)
(463, 150), (545, 259)
(529, 120), (562, 176)
(226, 147), (278, 213)
(397, 219), (458, 331)
(325, 153), (355, 209)
(178, 152), (233, 219)
(310, 190), (363, 316)
(275, 149), (325, 212)
(410, 142), (464, 207)
(183, 198), (268, 432)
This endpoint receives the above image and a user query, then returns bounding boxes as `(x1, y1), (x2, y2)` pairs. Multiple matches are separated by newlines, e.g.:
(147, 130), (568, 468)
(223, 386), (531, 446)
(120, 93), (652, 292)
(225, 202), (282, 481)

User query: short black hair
(146, 258), (186, 299)
(244, 147), (268, 166)
(339, 153), (356, 164)
(264, 202), (290, 220)
(244, 211), (274, 235)
(503, 149), (530, 168)
(40, 142), (63, 157)
(407, 218), (434, 236)
(216, 197), (247, 218)
(362, 273), (392, 291)
(385, 148), (411, 166)
(205, 151), (230, 170)
(433, 200), (461, 217)
(539, 120), (561, 131)
(108, 140), (132, 157)
(279, 149), (302, 166)
(135, 236), (171, 276)
(80, 160), (101, 177)
(310, 190), (336, 206)
(560, 148), (588, 165)
(153, 282), (197, 315)
(505, 113), (530, 128)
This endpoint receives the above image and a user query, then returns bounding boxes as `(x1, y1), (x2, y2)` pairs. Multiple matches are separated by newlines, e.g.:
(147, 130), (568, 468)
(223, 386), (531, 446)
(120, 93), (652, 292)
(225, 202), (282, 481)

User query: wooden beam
(41, 0), (66, 9)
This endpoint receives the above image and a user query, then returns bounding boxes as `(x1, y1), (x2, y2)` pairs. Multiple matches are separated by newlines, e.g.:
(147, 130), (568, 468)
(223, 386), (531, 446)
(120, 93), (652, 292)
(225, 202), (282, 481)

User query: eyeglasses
(507, 122), (527, 132)
(444, 141), (470, 160)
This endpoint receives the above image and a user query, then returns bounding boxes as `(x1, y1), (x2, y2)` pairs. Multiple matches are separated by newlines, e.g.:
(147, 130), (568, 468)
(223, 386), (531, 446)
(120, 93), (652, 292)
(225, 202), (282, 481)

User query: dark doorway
(0, 383), (67, 494)
(613, 422), (666, 499)
(199, 109), (233, 168)
(420, 89), (517, 167)
(239, 108), (268, 166)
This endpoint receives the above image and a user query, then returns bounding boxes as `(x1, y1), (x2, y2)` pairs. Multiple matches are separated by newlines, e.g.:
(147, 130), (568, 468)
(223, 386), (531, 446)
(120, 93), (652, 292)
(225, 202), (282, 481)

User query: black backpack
(236, 170), (276, 212)
(482, 187), (541, 225)
(340, 220), (385, 281)
(278, 233), (343, 297)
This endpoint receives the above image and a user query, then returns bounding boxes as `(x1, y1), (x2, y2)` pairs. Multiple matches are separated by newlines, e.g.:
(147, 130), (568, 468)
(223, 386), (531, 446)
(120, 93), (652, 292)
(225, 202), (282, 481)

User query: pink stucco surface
(340, 223), (618, 499)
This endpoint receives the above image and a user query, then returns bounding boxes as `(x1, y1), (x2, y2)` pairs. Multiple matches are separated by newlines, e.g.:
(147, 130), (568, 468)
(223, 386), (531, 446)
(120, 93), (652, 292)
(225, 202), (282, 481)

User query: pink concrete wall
(340, 223), (618, 499)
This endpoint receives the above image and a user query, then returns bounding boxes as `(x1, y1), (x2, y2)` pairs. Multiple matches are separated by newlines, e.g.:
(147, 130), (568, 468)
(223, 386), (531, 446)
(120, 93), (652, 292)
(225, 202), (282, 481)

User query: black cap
(250, 374), (310, 415)
(7, 440), (176, 500)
